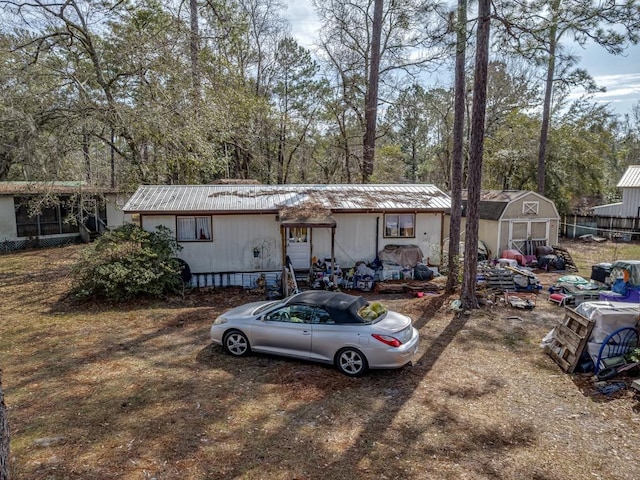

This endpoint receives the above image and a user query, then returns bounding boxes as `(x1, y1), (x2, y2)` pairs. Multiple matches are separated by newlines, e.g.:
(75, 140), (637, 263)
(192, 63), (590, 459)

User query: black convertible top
(284, 291), (368, 324)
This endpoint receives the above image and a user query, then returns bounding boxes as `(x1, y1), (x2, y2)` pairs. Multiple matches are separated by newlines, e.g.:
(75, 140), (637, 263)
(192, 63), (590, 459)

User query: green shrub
(71, 224), (184, 301)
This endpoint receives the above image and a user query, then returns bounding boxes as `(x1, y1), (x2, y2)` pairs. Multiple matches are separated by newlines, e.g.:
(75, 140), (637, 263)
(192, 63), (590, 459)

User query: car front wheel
(223, 330), (250, 357)
(336, 348), (368, 376)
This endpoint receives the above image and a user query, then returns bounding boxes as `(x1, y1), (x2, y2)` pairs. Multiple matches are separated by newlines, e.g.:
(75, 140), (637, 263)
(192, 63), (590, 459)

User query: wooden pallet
(545, 307), (594, 373)
(484, 270), (516, 291)
(552, 245), (578, 272)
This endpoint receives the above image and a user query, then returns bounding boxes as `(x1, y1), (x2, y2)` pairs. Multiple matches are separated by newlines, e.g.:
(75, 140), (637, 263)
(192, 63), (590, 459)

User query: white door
(286, 227), (310, 270)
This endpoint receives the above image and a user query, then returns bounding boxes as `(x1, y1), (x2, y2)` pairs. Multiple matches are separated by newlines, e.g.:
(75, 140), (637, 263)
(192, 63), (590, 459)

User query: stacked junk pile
(475, 244), (577, 309)
(543, 259), (640, 396)
(310, 244), (442, 295)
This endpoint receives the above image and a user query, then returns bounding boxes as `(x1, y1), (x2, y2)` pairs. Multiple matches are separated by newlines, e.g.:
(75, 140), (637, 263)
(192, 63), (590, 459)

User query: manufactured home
(0, 181), (126, 252)
(122, 184), (451, 287)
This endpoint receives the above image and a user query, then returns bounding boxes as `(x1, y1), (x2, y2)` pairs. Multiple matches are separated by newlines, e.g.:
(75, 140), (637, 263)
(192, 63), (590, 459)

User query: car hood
(223, 300), (278, 319)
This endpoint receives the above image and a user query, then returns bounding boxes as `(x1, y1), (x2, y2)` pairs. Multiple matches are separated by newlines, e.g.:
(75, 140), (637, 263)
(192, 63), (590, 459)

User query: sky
(284, 0), (640, 118)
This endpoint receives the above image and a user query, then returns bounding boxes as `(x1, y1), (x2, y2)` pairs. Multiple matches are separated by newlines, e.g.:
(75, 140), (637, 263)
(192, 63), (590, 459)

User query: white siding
(141, 214), (282, 273)
(620, 188), (640, 217)
(105, 193), (127, 228)
(142, 215), (175, 233)
(312, 213), (443, 266)
(140, 212), (444, 274)
(0, 197), (17, 240)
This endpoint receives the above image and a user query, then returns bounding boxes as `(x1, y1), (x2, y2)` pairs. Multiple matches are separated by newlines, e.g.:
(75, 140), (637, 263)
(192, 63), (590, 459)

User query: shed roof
(461, 190), (527, 202)
(460, 190), (556, 221)
(123, 184), (451, 214)
(461, 190), (521, 221)
(617, 165), (640, 188)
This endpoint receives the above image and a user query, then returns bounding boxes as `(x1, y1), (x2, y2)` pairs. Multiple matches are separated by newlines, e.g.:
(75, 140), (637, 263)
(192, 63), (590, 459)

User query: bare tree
(460, 0), (491, 309)
(315, 0), (446, 181)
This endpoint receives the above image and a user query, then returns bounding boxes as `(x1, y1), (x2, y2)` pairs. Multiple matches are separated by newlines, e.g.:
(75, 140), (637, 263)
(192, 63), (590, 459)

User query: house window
(523, 201), (539, 215)
(177, 216), (212, 241)
(14, 196), (79, 237)
(384, 214), (415, 238)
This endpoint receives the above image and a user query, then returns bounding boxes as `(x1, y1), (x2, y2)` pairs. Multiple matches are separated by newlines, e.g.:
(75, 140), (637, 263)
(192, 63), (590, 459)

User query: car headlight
(213, 317), (228, 326)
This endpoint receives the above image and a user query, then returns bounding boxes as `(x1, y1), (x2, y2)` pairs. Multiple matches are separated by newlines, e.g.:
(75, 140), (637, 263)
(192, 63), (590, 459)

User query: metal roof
(0, 181), (121, 195)
(617, 165), (640, 188)
(460, 190), (556, 220)
(123, 184), (451, 214)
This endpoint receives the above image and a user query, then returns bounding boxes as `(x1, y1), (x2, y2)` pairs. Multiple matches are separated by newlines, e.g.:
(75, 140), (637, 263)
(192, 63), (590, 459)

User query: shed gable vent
(523, 201), (539, 215)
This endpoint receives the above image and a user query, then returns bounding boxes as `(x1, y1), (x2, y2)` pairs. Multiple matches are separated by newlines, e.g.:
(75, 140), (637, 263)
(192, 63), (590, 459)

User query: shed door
(286, 227), (310, 270)
(509, 220), (549, 255)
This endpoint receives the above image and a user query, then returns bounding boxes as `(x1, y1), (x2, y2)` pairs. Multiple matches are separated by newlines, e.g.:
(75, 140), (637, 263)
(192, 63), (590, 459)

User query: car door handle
(302, 331), (311, 335)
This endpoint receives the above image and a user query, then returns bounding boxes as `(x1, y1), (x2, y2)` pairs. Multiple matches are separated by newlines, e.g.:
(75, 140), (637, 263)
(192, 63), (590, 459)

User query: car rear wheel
(336, 348), (368, 377)
(223, 330), (250, 357)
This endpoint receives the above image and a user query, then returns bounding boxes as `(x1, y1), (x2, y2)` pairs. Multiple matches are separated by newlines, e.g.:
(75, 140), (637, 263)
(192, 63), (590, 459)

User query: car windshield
(253, 301), (281, 316)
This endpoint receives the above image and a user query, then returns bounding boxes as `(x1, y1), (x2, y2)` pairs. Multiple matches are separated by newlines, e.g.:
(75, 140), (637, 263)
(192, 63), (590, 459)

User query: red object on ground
(501, 249), (526, 266)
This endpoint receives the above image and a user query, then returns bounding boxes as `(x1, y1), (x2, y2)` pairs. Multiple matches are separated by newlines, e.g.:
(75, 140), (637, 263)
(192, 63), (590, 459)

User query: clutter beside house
(305, 244), (441, 295)
(546, 260), (640, 307)
(597, 260), (640, 303)
(548, 275), (606, 307)
(543, 301), (640, 396)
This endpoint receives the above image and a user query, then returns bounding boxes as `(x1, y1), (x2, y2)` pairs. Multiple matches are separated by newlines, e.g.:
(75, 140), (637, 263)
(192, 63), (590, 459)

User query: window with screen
(14, 196), (79, 237)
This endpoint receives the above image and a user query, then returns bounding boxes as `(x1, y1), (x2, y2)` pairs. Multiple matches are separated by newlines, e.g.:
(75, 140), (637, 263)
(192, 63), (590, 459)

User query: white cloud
(284, 0), (318, 48)
(584, 73), (640, 112)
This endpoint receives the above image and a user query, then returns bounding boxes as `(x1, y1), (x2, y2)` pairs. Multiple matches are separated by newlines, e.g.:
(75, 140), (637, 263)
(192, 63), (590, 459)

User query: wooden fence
(562, 215), (640, 241)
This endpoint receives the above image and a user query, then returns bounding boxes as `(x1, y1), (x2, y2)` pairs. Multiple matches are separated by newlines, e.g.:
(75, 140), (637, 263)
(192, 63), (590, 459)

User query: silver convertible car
(210, 290), (419, 376)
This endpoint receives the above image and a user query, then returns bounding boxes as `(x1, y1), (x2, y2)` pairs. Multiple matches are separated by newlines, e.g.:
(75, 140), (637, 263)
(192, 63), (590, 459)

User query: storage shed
(446, 190), (560, 259)
(122, 184), (451, 287)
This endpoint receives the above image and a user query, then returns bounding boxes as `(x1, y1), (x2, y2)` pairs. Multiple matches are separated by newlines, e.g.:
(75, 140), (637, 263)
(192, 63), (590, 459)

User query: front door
(286, 227), (310, 270)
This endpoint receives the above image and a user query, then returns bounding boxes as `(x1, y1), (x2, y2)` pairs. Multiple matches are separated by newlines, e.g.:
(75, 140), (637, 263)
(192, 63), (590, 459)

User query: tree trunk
(82, 128), (91, 184)
(537, 0), (559, 196)
(110, 130), (115, 189)
(277, 119), (286, 184)
(460, 0), (491, 309)
(446, 0), (467, 294)
(0, 369), (10, 480)
(189, 0), (201, 103)
(362, 0), (383, 183)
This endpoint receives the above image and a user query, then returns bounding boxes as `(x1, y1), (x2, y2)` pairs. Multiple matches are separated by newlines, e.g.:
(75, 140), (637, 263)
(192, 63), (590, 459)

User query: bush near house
(71, 224), (183, 301)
